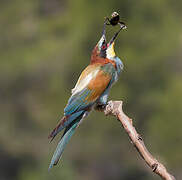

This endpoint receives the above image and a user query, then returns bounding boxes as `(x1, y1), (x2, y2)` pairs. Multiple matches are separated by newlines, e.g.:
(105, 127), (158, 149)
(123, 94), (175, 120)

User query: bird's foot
(94, 103), (108, 111)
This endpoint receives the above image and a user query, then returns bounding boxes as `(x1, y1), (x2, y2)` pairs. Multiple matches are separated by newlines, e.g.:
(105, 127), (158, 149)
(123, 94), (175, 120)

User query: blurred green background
(0, 0), (182, 179)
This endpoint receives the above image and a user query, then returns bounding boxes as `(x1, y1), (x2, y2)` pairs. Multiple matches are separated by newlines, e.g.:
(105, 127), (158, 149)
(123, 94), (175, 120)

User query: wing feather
(64, 64), (113, 115)
(72, 65), (100, 95)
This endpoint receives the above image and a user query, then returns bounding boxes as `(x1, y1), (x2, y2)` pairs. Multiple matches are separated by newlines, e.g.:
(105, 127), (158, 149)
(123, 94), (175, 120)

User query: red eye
(102, 45), (106, 49)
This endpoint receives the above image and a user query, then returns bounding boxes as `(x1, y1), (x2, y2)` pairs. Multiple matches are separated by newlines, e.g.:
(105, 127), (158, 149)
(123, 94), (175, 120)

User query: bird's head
(91, 21), (107, 61)
(91, 20), (126, 64)
(106, 25), (126, 74)
(106, 23), (126, 60)
(96, 33), (107, 58)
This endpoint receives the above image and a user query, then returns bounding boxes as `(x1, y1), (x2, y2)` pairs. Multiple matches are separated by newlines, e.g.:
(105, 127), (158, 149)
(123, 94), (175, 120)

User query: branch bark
(102, 100), (175, 180)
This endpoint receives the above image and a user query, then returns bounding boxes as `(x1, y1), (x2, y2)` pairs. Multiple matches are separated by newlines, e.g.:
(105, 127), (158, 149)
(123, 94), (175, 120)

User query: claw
(95, 103), (108, 111)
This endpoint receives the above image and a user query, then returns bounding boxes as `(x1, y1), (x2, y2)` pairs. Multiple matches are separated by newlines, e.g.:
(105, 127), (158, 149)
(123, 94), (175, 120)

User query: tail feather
(48, 110), (84, 141)
(48, 112), (84, 170)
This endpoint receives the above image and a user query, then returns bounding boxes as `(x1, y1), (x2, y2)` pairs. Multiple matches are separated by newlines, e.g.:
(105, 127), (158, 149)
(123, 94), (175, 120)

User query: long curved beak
(96, 20), (107, 49)
(107, 22), (127, 47)
(101, 19), (107, 42)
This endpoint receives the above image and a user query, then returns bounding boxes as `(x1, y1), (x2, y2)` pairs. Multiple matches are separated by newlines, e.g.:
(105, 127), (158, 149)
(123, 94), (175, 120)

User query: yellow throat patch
(107, 42), (116, 58)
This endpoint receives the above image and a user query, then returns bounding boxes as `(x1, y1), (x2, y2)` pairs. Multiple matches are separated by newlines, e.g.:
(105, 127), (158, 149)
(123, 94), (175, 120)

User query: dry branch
(101, 100), (175, 180)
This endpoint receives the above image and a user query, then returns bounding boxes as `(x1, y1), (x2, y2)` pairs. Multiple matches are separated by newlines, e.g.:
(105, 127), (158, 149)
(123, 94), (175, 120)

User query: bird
(48, 21), (125, 170)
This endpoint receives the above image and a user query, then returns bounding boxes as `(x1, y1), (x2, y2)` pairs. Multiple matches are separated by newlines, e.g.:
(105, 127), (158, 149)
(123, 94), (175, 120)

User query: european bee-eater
(48, 21), (126, 170)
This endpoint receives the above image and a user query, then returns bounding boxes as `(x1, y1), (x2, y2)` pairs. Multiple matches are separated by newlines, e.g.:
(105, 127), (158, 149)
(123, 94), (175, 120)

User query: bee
(106, 12), (127, 29)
